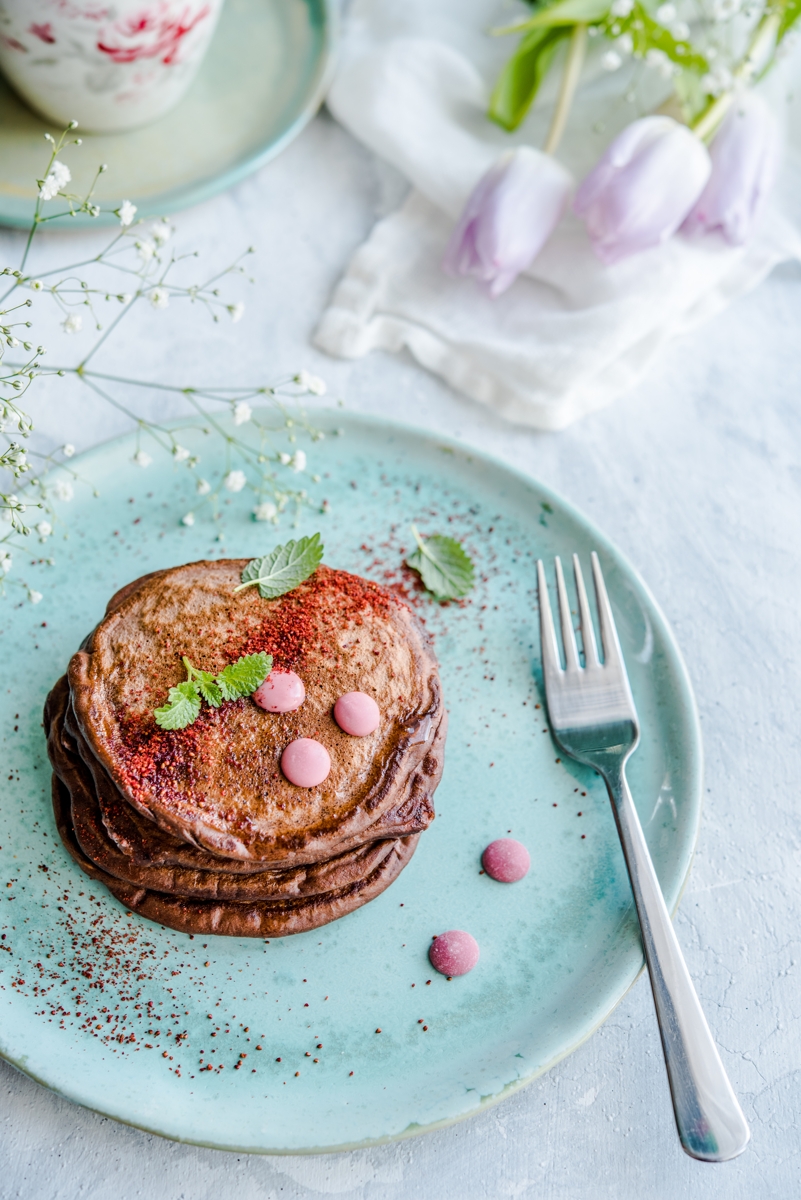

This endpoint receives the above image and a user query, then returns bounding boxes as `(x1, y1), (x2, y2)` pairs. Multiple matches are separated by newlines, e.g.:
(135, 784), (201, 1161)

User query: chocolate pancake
(68, 561), (445, 865)
(61, 681), (440, 872)
(47, 679), (408, 902)
(51, 773), (419, 938)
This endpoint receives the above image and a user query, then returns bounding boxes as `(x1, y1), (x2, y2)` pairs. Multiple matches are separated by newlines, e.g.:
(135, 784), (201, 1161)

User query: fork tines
(537, 551), (623, 676)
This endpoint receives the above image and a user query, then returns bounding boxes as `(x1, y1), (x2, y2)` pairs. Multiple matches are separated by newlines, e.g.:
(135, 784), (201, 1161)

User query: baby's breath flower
(119, 293), (132, 305)
(36, 520), (52, 540)
(172, 444), (190, 462)
(610, 0), (634, 15)
(196, 478), (211, 495)
(296, 369), (327, 396)
(0, 551), (11, 575)
(253, 501), (277, 521)
(181, 512), (195, 527)
(602, 50), (623, 70)
(28, 589), (43, 604)
(136, 239), (156, 262)
(646, 47), (675, 78)
(133, 449), (152, 467)
(149, 287), (169, 309)
(671, 20), (690, 38)
(656, 2), (676, 22)
(52, 480), (74, 502)
(292, 450), (307, 472)
(152, 221), (172, 245)
(30, 279), (43, 291)
(228, 302), (245, 323)
(615, 31), (634, 53)
(701, 65), (733, 94)
(62, 443), (75, 458)
(62, 312), (82, 334)
(278, 452), (292, 466)
(224, 469), (246, 493)
(232, 400), (252, 426)
(117, 200), (137, 227)
(6, 335), (18, 348)
(39, 161), (71, 201)
(712, 0), (741, 18)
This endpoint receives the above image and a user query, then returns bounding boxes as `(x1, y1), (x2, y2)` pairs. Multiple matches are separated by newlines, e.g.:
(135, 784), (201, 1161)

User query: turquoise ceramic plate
(0, 0), (333, 229)
(0, 412), (702, 1152)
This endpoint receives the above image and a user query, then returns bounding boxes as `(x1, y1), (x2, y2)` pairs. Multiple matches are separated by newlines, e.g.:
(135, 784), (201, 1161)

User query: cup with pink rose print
(0, 0), (225, 133)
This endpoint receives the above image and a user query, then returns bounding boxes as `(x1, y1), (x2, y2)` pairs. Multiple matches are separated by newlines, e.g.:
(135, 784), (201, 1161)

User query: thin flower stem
(77, 294), (142, 368)
(543, 23), (588, 156)
(80, 377), (176, 448)
(692, 10), (781, 141)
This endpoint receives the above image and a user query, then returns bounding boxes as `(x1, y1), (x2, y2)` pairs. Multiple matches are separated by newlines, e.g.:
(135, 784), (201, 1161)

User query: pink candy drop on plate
(481, 838), (530, 883)
(429, 930), (480, 977)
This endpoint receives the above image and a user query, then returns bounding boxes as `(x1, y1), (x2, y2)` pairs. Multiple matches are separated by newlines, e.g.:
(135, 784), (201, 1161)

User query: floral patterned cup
(0, 1), (225, 133)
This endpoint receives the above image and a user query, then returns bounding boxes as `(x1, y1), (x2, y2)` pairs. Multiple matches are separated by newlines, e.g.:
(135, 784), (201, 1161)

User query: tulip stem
(544, 24), (588, 156)
(692, 10), (781, 141)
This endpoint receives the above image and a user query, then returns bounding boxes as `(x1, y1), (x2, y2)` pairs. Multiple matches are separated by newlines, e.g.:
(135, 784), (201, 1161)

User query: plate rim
(0, 408), (704, 1154)
(0, 0), (337, 230)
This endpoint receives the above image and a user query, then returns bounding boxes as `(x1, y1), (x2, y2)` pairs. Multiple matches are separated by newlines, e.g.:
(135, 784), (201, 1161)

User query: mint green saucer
(0, 0), (333, 229)
(0, 412), (702, 1152)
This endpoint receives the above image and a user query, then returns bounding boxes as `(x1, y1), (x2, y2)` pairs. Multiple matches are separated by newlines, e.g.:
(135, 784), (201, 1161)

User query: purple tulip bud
(574, 116), (711, 264)
(683, 91), (780, 245)
(442, 147), (572, 297)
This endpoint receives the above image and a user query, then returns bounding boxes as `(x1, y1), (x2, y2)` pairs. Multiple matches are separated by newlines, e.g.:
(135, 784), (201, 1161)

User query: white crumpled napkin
(315, 0), (801, 429)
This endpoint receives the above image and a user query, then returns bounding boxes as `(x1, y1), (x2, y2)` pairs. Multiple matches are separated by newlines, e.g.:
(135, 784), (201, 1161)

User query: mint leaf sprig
(154, 652), (272, 730)
(406, 524), (475, 601)
(235, 533), (324, 599)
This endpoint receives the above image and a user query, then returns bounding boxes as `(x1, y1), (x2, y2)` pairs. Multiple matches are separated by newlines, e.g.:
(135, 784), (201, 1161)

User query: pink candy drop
(429, 930), (480, 977)
(281, 738), (331, 789)
(253, 670), (306, 713)
(482, 838), (530, 883)
(334, 691), (380, 737)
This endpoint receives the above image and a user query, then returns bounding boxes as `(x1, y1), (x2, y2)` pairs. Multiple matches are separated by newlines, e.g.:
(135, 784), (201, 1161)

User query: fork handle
(604, 763), (750, 1162)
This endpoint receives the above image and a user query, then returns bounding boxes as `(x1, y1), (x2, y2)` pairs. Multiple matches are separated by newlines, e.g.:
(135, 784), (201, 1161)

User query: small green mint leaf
(406, 526), (475, 600)
(215, 652), (272, 701)
(196, 672), (223, 707)
(154, 680), (201, 730)
(236, 533), (324, 599)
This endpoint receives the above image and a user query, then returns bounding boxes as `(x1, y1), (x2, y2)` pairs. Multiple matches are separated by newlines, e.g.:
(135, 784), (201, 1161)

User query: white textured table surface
(2, 111), (800, 1199)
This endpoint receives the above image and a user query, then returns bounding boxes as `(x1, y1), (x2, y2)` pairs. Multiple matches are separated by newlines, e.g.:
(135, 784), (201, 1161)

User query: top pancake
(68, 561), (444, 864)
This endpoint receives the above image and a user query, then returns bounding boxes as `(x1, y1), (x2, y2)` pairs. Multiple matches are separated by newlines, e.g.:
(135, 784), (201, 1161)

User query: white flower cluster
(278, 450), (307, 472)
(52, 480), (73, 502)
(117, 200), (137, 227)
(1, 442), (29, 478)
(253, 501), (278, 522)
(701, 65), (734, 95)
(224, 469), (246, 492)
(1, 131), (322, 602)
(295, 370), (327, 396)
(38, 161), (71, 202)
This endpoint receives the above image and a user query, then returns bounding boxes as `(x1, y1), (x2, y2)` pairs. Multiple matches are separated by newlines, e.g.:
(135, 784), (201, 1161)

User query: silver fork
(537, 552), (750, 1162)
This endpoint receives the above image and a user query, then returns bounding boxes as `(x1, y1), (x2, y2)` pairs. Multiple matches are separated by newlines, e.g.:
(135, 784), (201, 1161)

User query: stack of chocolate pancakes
(45, 560), (447, 937)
